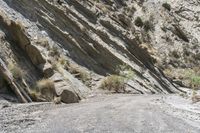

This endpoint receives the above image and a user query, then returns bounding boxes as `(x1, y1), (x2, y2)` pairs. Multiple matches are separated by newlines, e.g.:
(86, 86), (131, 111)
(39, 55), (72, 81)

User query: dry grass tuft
(100, 75), (125, 92)
(29, 90), (41, 102)
(68, 64), (91, 86)
(58, 56), (70, 69)
(100, 64), (135, 92)
(49, 46), (60, 57)
(36, 79), (56, 102)
(54, 96), (61, 104)
(8, 62), (24, 80)
(37, 37), (50, 48)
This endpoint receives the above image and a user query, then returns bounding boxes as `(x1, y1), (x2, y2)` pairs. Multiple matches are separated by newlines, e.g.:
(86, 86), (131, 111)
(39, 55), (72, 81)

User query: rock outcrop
(1, 0), (197, 103)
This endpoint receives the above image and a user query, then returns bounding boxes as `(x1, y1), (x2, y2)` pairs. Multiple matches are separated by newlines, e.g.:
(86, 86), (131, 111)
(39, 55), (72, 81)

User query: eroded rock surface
(0, 0), (199, 103)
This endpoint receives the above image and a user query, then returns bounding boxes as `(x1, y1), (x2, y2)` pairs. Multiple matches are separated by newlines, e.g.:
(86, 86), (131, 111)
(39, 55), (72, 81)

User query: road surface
(0, 94), (200, 133)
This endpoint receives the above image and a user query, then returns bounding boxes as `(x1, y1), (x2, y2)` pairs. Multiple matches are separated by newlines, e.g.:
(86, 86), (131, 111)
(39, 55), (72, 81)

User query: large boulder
(50, 72), (80, 104)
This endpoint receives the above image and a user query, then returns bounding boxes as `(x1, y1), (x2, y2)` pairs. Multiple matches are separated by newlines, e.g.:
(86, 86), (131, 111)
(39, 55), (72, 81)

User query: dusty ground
(0, 94), (200, 133)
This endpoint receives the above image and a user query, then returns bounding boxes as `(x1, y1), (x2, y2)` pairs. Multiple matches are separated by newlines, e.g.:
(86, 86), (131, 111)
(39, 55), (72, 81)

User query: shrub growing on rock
(191, 76), (200, 103)
(100, 64), (135, 92)
(59, 56), (70, 69)
(143, 21), (154, 32)
(134, 17), (143, 27)
(8, 63), (24, 80)
(36, 79), (56, 101)
(162, 3), (171, 11)
(37, 37), (50, 48)
(100, 75), (125, 92)
(68, 64), (91, 87)
(116, 64), (135, 80)
(191, 76), (200, 89)
(29, 90), (42, 102)
(49, 46), (60, 57)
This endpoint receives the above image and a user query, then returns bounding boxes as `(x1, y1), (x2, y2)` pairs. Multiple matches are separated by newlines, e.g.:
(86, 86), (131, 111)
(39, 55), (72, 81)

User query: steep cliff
(1, 0), (198, 103)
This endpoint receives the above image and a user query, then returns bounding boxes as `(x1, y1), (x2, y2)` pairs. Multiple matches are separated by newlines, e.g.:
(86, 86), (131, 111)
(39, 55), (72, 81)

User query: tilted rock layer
(1, 0), (198, 103)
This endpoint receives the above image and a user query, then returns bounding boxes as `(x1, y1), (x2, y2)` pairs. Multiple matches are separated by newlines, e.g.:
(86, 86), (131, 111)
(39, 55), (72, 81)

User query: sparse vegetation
(51, 55), (91, 87)
(171, 50), (180, 58)
(162, 3), (171, 11)
(135, 17), (143, 27)
(29, 90), (41, 102)
(116, 64), (135, 80)
(58, 56), (70, 69)
(54, 96), (61, 104)
(49, 46), (60, 57)
(36, 79), (56, 102)
(100, 75), (125, 92)
(37, 37), (50, 49)
(8, 63), (24, 80)
(143, 21), (153, 32)
(191, 76), (200, 89)
(68, 64), (91, 86)
(100, 64), (135, 92)
(125, 6), (136, 17)
(164, 68), (200, 89)
(191, 76), (200, 102)
(191, 80), (200, 103)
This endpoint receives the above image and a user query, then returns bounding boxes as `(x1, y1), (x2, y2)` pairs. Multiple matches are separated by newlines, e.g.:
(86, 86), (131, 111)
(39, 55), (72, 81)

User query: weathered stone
(1, 0), (199, 103)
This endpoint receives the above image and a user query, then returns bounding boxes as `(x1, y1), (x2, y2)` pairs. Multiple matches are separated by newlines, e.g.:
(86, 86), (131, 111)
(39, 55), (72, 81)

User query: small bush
(37, 37), (49, 48)
(8, 63), (24, 80)
(171, 50), (180, 58)
(68, 65), (91, 86)
(191, 76), (200, 89)
(143, 21), (153, 32)
(49, 46), (60, 57)
(116, 64), (135, 80)
(36, 79), (56, 101)
(162, 3), (171, 11)
(100, 64), (135, 93)
(54, 96), (61, 104)
(100, 75), (125, 92)
(29, 90), (41, 102)
(58, 56), (69, 69)
(135, 17), (143, 27)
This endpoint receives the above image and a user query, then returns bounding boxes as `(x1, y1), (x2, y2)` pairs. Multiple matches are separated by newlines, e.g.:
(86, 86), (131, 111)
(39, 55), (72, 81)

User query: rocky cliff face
(1, 0), (199, 103)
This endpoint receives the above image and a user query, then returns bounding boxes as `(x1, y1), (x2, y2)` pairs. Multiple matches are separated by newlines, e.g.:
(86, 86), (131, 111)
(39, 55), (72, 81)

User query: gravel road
(0, 94), (200, 133)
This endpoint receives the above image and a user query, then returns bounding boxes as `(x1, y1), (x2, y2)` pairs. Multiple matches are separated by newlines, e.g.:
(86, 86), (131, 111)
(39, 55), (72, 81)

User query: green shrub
(171, 50), (180, 58)
(191, 76), (200, 89)
(162, 3), (171, 11)
(143, 21), (153, 32)
(100, 75), (125, 92)
(116, 64), (135, 80)
(135, 17), (143, 27)
(100, 64), (135, 92)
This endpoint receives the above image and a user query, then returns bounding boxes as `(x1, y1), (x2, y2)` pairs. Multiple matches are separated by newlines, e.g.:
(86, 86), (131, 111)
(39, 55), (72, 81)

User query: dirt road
(0, 94), (200, 133)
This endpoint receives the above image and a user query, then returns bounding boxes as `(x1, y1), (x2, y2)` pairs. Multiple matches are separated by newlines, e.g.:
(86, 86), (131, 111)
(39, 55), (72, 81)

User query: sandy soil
(0, 94), (200, 133)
